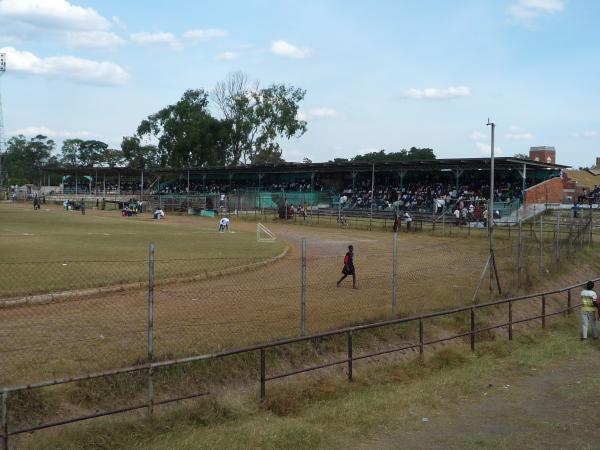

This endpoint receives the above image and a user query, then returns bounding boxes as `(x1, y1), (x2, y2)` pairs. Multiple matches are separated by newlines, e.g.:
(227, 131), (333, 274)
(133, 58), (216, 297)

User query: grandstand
(41, 157), (567, 213)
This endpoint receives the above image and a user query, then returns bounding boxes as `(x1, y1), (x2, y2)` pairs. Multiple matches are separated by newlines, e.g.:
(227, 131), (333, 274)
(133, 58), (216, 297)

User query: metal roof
(42, 157), (568, 176)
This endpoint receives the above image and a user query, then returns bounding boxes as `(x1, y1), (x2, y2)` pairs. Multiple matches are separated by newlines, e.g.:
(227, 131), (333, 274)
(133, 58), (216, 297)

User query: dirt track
(0, 207), (593, 385)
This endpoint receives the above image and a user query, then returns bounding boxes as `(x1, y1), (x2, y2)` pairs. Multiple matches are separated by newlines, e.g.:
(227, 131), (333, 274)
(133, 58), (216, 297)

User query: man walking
(337, 245), (357, 289)
(580, 281), (598, 340)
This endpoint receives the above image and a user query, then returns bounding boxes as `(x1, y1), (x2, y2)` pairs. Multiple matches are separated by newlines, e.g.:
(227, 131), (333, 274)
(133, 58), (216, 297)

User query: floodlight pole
(472, 119), (502, 303)
(488, 119), (495, 256)
(370, 163), (375, 229)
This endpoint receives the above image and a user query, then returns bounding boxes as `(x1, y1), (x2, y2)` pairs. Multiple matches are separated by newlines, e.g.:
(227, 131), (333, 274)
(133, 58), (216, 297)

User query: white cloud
(215, 51), (239, 61)
(13, 125), (91, 138)
(401, 86), (472, 100)
(505, 125), (534, 140)
(130, 32), (181, 49)
(297, 107), (340, 121)
(0, 0), (110, 30)
(509, 0), (565, 21)
(270, 40), (312, 59)
(470, 131), (487, 141)
(571, 130), (598, 138)
(476, 142), (504, 156)
(1, 46), (130, 85)
(0, 0), (123, 49)
(184, 28), (228, 41)
(65, 31), (124, 49)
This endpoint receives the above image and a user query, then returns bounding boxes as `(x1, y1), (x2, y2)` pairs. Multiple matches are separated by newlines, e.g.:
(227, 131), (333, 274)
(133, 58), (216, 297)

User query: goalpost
(257, 223), (277, 242)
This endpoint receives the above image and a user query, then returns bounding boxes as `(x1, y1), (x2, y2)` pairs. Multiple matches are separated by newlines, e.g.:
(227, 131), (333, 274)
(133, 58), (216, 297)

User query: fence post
(589, 215), (593, 248)
(556, 214), (561, 262)
(470, 308), (475, 351)
(567, 289), (572, 315)
(260, 348), (266, 402)
(542, 295), (546, 328)
(147, 242), (155, 417)
(518, 217), (523, 288)
(419, 319), (424, 357)
(347, 332), (353, 381)
(508, 301), (513, 341)
(1, 390), (7, 450)
(540, 213), (544, 272)
(442, 210), (445, 235)
(301, 238), (306, 335)
(391, 232), (398, 317)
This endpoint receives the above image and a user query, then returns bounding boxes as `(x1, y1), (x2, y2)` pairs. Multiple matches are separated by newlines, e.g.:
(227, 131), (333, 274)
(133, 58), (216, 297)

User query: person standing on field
(337, 245), (357, 289)
(581, 281), (598, 340)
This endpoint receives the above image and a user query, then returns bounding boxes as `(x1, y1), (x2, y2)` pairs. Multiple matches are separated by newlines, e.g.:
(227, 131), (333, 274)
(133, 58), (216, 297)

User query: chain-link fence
(0, 209), (595, 386)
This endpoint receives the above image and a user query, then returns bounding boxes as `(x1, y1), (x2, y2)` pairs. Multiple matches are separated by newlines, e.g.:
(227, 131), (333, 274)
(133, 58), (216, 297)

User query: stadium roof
(43, 157), (568, 176)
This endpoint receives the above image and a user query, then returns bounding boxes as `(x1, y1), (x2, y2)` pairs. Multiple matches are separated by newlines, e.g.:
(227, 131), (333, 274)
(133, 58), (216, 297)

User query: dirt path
(363, 347), (600, 449)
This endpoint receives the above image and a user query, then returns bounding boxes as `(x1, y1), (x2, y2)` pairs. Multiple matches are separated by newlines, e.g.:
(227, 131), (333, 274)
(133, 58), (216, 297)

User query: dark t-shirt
(344, 252), (355, 273)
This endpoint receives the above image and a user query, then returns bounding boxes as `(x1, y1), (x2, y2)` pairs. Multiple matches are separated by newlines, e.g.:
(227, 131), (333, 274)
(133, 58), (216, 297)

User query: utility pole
(0, 53), (6, 188)
(472, 119), (502, 303)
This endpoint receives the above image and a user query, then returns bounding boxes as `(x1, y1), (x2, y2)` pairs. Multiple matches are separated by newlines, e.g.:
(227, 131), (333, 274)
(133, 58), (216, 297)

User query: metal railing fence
(1, 276), (595, 448)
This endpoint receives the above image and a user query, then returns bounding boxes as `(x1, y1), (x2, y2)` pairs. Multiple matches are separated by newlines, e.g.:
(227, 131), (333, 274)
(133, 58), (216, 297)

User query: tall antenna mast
(0, 52), (6, 188)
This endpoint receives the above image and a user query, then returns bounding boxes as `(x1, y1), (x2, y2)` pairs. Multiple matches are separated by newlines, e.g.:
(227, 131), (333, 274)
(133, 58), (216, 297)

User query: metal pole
(370, 163), (375, 230)
(556, 214), (560, 262)
(541, 295), (546, 328)
(540, 213), (544, 272)
(392, 232), (398, 317)
(260, 348), (266, 401)
(589, 206), (593, 247)
(508, 301), (513, 340)
(470, 308), (476, 351)
(347, 332), (353, 381)
(1, 390), (7, 450)
(487, 119), (496, 294)
(147, 242), (155, 417)
(141, 170), (144, 198)
(419, 318), (424, 356)
(518, 215), (523, 288)
(301, 238), (306, 335)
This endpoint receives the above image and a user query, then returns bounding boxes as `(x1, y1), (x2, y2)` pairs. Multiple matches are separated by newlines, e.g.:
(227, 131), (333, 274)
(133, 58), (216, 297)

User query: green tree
(101, 148), (125, 168)
(60, 139), (83, 166)
(4, 135), (54, 184)
(253, 145), (285, 165)
(78, 140), (109, 166)
(213, 72), (306, 164)
(352, 147), (436, 162)
(121, 136), (159, 169)
(135, 89), (231, 168)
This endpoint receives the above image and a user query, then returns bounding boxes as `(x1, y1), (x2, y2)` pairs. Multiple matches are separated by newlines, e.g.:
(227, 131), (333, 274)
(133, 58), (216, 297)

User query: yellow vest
(582, 294), (597, 312)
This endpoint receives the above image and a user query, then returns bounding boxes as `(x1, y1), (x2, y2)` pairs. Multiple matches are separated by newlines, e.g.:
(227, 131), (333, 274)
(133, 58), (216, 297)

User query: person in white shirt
(580, 281), (598, 340)
(153, 208), (165, 220)
(219, 217), (230, 232)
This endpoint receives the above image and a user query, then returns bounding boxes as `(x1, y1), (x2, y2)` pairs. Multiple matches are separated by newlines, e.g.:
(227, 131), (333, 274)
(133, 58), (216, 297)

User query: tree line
(1, 72), (308, 184)
(1, 71), (440, 186)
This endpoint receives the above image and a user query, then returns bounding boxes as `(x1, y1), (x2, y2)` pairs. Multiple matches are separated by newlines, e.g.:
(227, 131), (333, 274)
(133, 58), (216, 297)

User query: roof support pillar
(399, 169), (408, 190)
(455, 168), (464, 193)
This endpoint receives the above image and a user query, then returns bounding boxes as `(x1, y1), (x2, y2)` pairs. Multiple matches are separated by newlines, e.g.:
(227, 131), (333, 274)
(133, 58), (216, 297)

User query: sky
(0, 0), (599, 167)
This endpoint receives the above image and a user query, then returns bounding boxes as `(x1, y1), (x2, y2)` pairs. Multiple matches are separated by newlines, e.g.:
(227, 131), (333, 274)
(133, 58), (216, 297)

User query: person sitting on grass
(153, 208), (165, 220)
(581, 281), (598, 341)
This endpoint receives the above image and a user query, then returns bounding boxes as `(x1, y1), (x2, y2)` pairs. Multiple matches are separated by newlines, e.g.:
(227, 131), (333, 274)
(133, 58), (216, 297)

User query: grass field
(1, 201), (599, 387)
(28, 319), (597, 450)
(0, 203), (286, 297)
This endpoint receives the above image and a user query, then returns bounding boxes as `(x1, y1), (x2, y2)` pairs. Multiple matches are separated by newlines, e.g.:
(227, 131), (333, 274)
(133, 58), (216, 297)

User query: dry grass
(1, 202), (598, 388)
